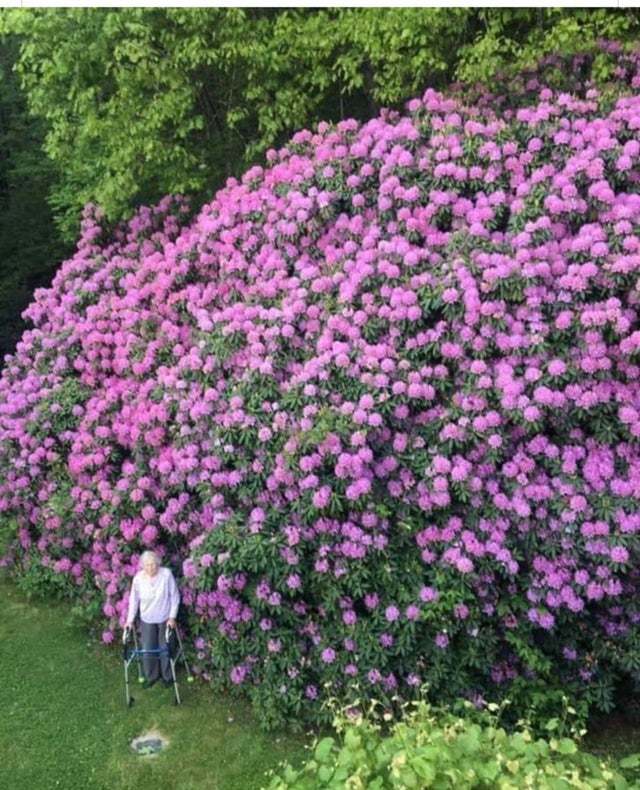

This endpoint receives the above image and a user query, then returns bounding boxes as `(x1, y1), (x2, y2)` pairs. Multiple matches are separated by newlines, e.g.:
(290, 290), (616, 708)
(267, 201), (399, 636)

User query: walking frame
(122, 622), (193, 707)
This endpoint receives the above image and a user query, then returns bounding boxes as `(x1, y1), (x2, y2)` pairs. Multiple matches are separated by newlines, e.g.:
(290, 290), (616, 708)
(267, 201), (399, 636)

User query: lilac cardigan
(126, 567), (180, 625)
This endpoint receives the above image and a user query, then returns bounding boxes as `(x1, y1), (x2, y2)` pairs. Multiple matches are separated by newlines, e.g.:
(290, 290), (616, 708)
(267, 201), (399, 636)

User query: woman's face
(143, 559), (159, 577)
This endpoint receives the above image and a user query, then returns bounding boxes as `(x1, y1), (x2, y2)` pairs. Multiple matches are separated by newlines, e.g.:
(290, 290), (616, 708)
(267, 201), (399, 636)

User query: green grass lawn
(0, 574), (308, 790)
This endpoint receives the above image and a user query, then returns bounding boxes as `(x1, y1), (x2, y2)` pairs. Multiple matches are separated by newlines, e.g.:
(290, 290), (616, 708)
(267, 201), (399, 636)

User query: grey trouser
(140, 619), (172, 682)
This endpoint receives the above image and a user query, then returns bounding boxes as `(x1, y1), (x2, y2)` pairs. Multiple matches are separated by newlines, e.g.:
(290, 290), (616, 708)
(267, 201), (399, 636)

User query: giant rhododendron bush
(2, 46), (640, 727)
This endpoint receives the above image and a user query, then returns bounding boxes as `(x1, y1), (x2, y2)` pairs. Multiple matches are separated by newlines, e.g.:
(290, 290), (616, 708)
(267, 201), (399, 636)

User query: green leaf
(410, 756), (436, 783)
(555, 739), (577, 755)
(314, 737), (335, 764)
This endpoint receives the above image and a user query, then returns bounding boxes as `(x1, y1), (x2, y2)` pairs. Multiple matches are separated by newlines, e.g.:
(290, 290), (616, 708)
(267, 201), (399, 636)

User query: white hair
(140, 550), (161, 566)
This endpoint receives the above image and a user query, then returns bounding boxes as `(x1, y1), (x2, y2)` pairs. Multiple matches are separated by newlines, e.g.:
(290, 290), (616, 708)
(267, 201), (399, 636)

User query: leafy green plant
(265, 698), (640, 789)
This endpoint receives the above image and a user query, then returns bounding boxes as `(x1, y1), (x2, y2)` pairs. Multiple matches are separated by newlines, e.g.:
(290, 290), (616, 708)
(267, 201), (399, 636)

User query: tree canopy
(2, 8), (639, 241)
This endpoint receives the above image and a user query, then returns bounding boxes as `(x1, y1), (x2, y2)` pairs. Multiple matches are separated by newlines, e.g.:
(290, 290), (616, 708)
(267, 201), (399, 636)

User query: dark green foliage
(0, 35), (72, 361)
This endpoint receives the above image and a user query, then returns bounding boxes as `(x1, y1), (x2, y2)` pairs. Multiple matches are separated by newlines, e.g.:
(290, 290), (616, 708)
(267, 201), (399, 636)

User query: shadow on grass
(585, 712), (640, 762)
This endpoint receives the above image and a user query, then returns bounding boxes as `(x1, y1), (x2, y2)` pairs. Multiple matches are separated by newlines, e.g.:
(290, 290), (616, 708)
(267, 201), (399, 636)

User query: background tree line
(0, 7), (639, 360)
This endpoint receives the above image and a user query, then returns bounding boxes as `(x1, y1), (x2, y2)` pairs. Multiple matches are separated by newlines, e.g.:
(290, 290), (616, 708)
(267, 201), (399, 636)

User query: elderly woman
(125, 550), (180, 688)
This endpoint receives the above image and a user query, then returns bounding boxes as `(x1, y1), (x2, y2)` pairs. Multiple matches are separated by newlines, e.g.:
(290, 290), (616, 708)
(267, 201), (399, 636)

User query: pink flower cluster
(1, 44), (640, 725)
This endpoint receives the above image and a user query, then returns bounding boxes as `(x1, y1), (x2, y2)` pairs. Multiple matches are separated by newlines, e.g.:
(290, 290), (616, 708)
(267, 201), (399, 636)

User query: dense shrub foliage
(265, 700), (640, 788)
(2, 45), (640, 727)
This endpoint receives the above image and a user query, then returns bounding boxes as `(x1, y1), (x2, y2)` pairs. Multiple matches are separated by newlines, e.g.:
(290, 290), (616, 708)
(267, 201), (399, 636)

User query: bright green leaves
(268, 700), (640, 788)
(4, 9), (640, 241)
(314, 736), (336, 763)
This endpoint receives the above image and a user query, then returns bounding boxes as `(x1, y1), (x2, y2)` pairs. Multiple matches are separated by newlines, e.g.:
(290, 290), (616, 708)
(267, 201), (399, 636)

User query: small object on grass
(130, 731), (169, 756)
(187, 676), (194, 683)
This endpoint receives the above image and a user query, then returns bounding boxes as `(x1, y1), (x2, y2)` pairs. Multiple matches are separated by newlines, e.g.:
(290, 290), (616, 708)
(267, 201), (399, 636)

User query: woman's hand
(167, 618), (176, 629)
